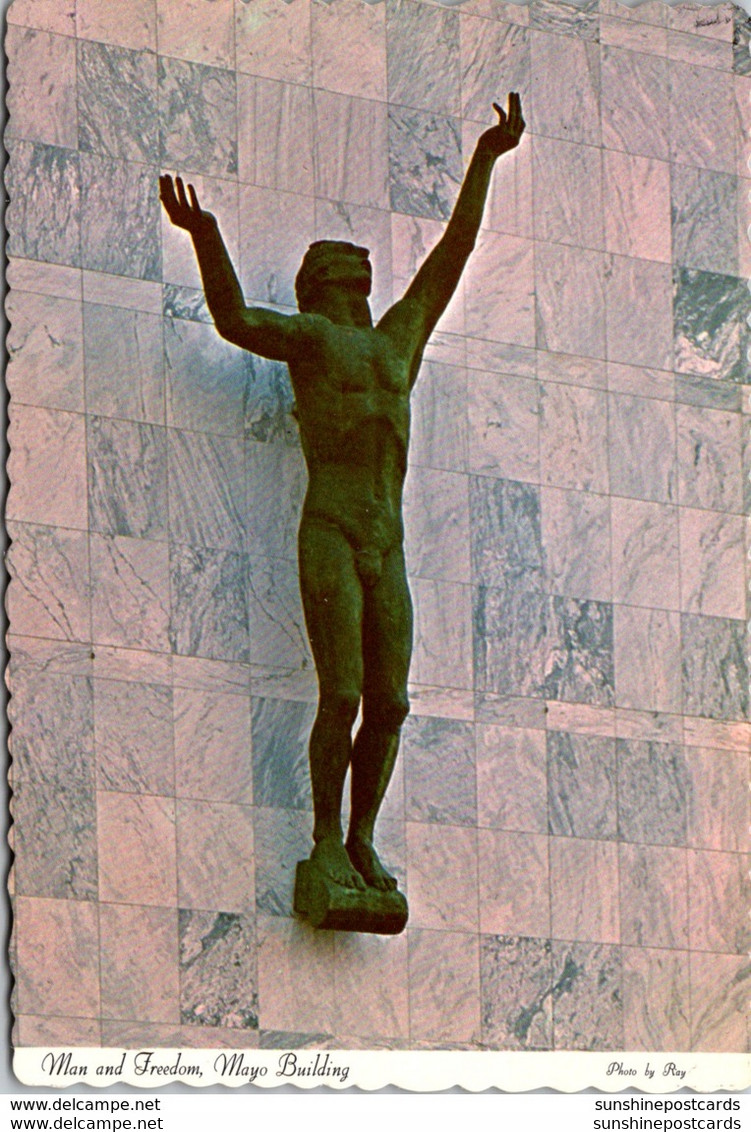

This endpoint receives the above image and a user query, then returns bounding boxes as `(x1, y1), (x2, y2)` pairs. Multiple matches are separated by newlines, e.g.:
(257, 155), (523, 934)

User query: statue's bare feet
(346, 834), (397, 892)
(311, 835), (366, 891)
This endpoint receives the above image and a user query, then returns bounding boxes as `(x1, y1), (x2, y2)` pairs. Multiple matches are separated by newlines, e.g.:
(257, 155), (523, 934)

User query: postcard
(4, 0), (750, 1092)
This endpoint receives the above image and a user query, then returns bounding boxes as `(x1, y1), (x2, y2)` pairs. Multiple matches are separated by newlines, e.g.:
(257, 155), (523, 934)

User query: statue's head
(295, 240), (372, 313)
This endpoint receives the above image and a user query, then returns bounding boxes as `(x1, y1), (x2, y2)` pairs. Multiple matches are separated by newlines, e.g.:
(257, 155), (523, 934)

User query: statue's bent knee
(319, 688), (361, 728)
(363, 693), (409, 733)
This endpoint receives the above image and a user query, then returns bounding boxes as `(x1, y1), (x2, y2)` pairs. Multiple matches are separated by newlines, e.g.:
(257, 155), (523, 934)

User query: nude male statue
(160, 94), (525, 908)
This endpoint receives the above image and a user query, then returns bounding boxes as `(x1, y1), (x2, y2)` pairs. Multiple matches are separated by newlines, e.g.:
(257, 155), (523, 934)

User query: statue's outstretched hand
(479, 93), (525, 157)
(159, 174), (214, 234)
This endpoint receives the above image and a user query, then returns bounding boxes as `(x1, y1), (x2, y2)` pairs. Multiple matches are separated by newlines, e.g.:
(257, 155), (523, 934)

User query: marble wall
(6, 0), (750, 1053)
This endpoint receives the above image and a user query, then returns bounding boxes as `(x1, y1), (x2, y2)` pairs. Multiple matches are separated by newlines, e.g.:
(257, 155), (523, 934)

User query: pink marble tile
(475, 723), (547, 833)
(619, 843), (689, 949)
(237, 75), (314, 197)
(669, 61), (735, 173)
(600, 15), (668, 55)
(607, 360), (674, 402)
(465, 231), (535, 347)
(668, 4), (734, 40)
(676, 403), (743, 514)
(468, 371), (539, 483)
(599, 0), (666, 27)
(317, 199), (393, 319)
(16, 1014), (101, 1047)
(463, 119), (532, 240)
(535, 243), (606, 361)
(93, 646), (172, 686)
(478, 829), (549, 937)
(7, 290), (84, 413)
(605, 255), (673, 370)
(738, 180), (751, 278)
(101, 1022), (184, 1047)
(688, 849), (751, 954)
(256, 914), (336, 1033)
(686, 747), (750, 852)
(408, 929), (480, 1043)
(100, 903), (180, 1023)
(611, 497), (681, 611)
(177, 1025), (260, 1048)
(6, 522), (90, 643)
(679, 508), (745, 619)
(691, 952), (750, 1052)
(174, 686), (252, 805)
(532, 135), (604, 252)
(95, 678), (174, 796)
(157, 0), (234, 68)
(622, 947), (690, 1051)
(333, 933), (409, 1041)
(410, 578), (472, 690)
(16, 897), (100, 1018)
(90, 534), (171, 653)
(313, 0), (385, 100)
(391, 213), (464, 337)
(238, 184), (314, 308)
(406, 822), (478, 932)
(541, 487), (612, 602)
(603, 150), (671, 262)
(608, 391), (677, 503)
(7, 257), (81, 301)
(460, 16), (530, 124)
(235, 0), (311, 84)
(6, 26), (78, 149)
(539, 383), (609, 493)
(98, 791), (177, 906)
(550, 837), (620, 944)
(176, 799), (254, 912)
(545, 701), (615, 738)
(76, 0), (156, 50)
(313, 90), (389, 211)
(667, 29), (731, 71)
(10, 0), (76, 35)
(614, 605), (682, 714)
(682, 717), (751, 754)
(735, 76), (751, 181)
(537, 350), (606, 392)
(529, 31), (600, 147)
(8, 405), (87, 530)
(175, 653), (251, 695)
(601, 45), (670, 162)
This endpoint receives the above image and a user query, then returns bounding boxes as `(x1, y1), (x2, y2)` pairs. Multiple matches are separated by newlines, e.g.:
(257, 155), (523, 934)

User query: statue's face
(319, 246), (372, 297)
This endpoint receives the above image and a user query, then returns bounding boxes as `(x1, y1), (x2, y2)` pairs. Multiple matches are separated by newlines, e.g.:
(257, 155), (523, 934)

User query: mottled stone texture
(7, 0), (747, 1055)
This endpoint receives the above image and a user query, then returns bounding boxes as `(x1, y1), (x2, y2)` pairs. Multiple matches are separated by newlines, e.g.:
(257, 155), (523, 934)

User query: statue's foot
(346, 834), (397, 892)
(311, 835), (366, 891)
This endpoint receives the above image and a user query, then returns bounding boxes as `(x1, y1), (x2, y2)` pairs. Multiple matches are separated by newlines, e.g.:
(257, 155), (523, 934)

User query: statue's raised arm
(378, 94), (525, 376)
(160, 174), (308, 363)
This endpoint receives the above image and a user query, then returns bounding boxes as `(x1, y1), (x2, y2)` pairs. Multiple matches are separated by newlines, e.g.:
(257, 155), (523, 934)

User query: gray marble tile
(388, 107), (462, 221)
(170, 544), (250, 663)
(80, 154), (161, 281)
(77, 41), (158, 163)
(734, 8), (751, 73)
(94, 678), (174, 796)
(404, 467), (471, 583)
(617, 738), (689, 845)
(541, 487), (611, 602)
(673, 268), (747, 383)
(622, 948), (690, 1052)
(179, 911), (258, 1030)
(688, 849), (751, 955)
(529, 33), (600, 147)
(6, 290), (84, 413)
(529, 0), (599, 39)
(251, 698), (315, 811)
(246, 441), (306, 562)
(460, 18), (531, 124)
(84, 304), (164, 424)
(470, 476), (543, 590)
(691, 953), (750, 1052)
(544, 597), (615, 707)
(386, 0), (460, 116)
(600, 46), (670, 160)
(168, 430), (246, 553)
(480, 935), (553, 1050)
(158, 57), (238, 178)
(473, 579), (547, 697)
(611, 498), (680, 611)
(552, 942), (623, 1051)
(675, 374), (742, 413)
(6, 26), (78, 149)
(91, 533), (171, 652)
(174, 685), (253, 806)
(10, 671), (96, 900)
(681, 614), (748, 722)
(411, 361), (467, 472)
(164, 317), (250, 437)
(254, 807), (311, 917)
(245, 354), (299, 446)
(547, 731), (617, 840)
(676, 403), (743, 513)
(6, 141), (81, 267)
(162, 285), (210, 324)
(402, 715), (475, 825)
(671, 166), (739, 276)
(87, 417), (168, 540)
(608, 392), (677, 503)
(247, 555), (311, 671)
(6, 521), (90, 644)
(620, 843), (689, 950)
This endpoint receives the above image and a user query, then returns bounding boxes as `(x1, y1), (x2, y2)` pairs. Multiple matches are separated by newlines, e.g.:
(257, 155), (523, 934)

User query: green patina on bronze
(160, 94), (525, 934)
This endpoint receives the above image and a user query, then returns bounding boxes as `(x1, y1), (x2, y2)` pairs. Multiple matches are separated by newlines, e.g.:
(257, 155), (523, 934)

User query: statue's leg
(298, 517), (366, 890)
(347, 545), (412, 891)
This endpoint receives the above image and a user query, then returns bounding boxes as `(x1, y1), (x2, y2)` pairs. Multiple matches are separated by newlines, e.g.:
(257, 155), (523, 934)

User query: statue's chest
(329, 330), (408, 397)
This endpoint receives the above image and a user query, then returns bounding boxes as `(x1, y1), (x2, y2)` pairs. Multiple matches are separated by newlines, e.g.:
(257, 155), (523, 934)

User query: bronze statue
(160, 94), (525, 933)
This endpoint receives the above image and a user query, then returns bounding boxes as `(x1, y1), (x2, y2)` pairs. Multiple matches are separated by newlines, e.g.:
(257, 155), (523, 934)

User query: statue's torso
(289, 320), (416, 553)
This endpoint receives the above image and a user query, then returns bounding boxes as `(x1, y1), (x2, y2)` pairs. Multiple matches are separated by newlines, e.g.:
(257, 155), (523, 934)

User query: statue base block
(294, 859), (408, 935)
